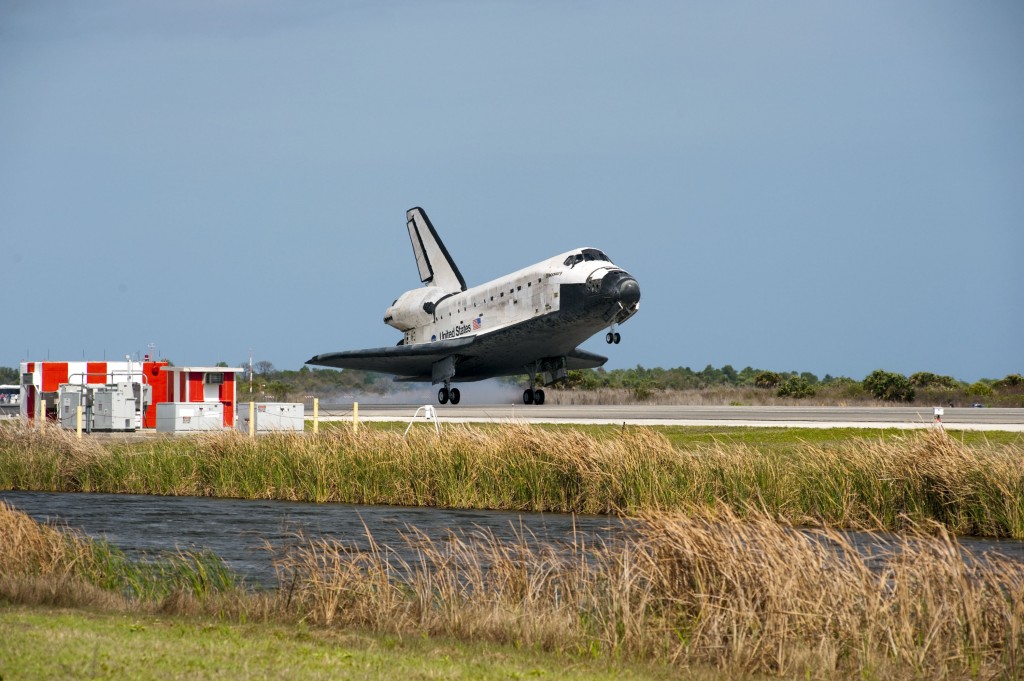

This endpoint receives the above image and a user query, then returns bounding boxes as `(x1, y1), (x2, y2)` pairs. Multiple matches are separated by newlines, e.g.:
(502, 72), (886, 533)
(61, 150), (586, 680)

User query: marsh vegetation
(2, 499), (1023, 679)
(1, 422), (1022, 537)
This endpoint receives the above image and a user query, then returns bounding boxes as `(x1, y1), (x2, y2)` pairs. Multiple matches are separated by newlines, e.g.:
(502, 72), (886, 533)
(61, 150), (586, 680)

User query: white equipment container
(93, 384), (136, 432)
(156, 402), (225, 433)
(236, 403), (305, 432)
(59, 385), (88, 431)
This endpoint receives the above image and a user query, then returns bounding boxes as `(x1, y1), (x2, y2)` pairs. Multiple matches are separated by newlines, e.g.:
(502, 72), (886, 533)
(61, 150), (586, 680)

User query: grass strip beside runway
(1, 422), (1023, 536)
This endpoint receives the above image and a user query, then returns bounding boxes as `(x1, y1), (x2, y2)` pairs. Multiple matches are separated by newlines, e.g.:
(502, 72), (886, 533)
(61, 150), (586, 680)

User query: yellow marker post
(353, 401), (359, 433)
(76, 405), (83, 439)
(249, 401), (255, 438)
(39, 399), (47, 430)
(313, 398), (319, 434)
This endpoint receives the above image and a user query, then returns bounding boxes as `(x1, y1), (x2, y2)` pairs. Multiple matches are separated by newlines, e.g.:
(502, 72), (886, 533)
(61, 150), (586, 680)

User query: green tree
(994, 374), (1023, 393)
(754, 371), (782, 389)
(0, 366), (19, 384)
(263, 381), (292, 401)
(863, 369), (915, 403)
(562, 369), (601, 390)
(908, 372), (959, 389)
(777, 376), (816, 399)
(967, 381), (993, 398)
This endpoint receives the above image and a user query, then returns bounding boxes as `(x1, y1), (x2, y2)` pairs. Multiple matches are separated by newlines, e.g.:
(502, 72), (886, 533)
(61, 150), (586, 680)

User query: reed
(0, 499), (238, 605)
(3, 499), (1022, 678)
(273, 509), (1024, 678)
(2, 422), (1023, 536)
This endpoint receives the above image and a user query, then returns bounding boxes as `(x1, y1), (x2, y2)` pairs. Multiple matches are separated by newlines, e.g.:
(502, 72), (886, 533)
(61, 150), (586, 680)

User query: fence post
(249, 401), (255, 438)
(353, 401), (359, 433)
(76, 404), (83, 439)
(313, 398), (319, 434)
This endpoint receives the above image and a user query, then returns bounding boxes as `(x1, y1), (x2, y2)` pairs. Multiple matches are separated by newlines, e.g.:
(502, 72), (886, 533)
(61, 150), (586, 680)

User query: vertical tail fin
(406, 207), (467, 293)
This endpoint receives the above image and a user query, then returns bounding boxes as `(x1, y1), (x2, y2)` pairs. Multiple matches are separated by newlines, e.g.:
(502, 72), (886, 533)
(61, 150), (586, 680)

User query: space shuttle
(307, 207), (640, 405)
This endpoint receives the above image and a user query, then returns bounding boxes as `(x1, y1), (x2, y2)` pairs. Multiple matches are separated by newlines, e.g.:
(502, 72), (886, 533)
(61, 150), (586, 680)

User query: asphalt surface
(318, 403), (1024, 431)
(4, 403), (1021, 431)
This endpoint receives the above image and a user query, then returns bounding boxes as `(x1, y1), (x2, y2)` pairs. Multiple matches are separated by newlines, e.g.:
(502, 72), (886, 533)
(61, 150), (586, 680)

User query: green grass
(0, 606), (701, 681)
(3, 423), (1024, 536)
(334, 420), (1024, 449)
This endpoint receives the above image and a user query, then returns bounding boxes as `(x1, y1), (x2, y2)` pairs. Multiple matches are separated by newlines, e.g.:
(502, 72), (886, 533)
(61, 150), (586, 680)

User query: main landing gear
(522, 388), (545, 405)
(437, 385), (460, 405)
(522, 362), (546, 405)
(605, 328), (621, 344)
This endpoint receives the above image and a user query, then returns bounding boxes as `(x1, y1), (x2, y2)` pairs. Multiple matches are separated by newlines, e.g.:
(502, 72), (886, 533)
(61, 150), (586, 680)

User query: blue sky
(2, 1), (1021, 382)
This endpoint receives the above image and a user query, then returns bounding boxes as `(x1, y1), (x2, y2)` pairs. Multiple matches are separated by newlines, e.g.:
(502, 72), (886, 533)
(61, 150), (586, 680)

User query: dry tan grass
(546, 385), (876, 406)
(3, 494), (1023, 678)
(0, 499), (93, 577)
(0, 499), (128, 610)
(273, 510), (1024, 678)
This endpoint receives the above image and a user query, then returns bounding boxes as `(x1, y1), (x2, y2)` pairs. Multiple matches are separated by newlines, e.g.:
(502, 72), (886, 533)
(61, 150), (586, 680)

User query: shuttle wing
(406, 207), (467, 293)
(307, 337), (476, 379)
(565, 348), (607, 369)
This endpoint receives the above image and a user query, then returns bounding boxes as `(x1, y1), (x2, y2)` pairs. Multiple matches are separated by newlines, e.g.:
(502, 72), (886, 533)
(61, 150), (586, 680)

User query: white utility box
(236, 403), (304, 432)
(59, 385), (88, 431)
(156, 402), (225, 433)
(93, 384), (136, 431)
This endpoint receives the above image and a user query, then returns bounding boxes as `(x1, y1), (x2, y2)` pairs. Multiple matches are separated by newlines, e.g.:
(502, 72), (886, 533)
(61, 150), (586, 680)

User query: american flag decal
(472, 316), (482, 330)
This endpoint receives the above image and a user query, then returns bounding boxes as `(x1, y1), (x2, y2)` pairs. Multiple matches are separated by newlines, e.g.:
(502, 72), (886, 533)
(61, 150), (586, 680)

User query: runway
(320, 404), (1024, 432)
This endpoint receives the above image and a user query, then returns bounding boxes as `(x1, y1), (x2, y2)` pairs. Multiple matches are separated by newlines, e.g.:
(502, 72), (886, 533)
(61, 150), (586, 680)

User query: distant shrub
(994, 374), (1023, 394)
(967, 382), (993, 398)
(754, 371), (783, 389)
(563, 370), (602, 390)
(863, 370), (915, 403)
(631, 384), (653, 401)
(909, 372), (960, 390)
(777, 377), (816, 399)
(846, 384), (866, 399)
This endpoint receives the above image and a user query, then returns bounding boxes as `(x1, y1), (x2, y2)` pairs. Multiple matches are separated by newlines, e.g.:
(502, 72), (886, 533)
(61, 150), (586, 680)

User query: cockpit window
(564, 249), (613, 267)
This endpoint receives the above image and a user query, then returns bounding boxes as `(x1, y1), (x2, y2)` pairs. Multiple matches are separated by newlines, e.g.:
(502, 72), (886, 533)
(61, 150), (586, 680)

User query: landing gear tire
(449, 388), (461, 405)
(523, 388), (544, 405)
(613, 332), (621, 344)
(438, 387), (449, 404)
(606, 332), (614, 344)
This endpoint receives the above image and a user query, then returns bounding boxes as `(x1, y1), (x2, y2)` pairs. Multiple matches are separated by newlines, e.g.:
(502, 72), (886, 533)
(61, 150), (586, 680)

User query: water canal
(1, 491), (628, 588)
(4, 491), (1023, 589)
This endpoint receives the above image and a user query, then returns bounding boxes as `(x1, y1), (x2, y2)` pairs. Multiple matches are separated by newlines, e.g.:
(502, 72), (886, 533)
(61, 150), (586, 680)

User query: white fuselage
(385, 248), (628, 347)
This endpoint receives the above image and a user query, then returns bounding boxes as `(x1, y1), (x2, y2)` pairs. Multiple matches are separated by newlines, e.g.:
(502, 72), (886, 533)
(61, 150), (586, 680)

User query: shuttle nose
(616, 277), (641, 308)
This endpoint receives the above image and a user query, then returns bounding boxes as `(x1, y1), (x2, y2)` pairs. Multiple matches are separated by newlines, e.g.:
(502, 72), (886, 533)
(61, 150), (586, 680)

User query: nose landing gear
(605, 330), (621, 344)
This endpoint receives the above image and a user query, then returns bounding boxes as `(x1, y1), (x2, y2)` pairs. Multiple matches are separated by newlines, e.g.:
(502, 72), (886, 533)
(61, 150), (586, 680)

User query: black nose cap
(616, 277), (641, 307)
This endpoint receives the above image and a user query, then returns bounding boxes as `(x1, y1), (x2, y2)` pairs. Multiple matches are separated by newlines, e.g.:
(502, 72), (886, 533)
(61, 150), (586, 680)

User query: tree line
(2, 363), (1021, 406)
